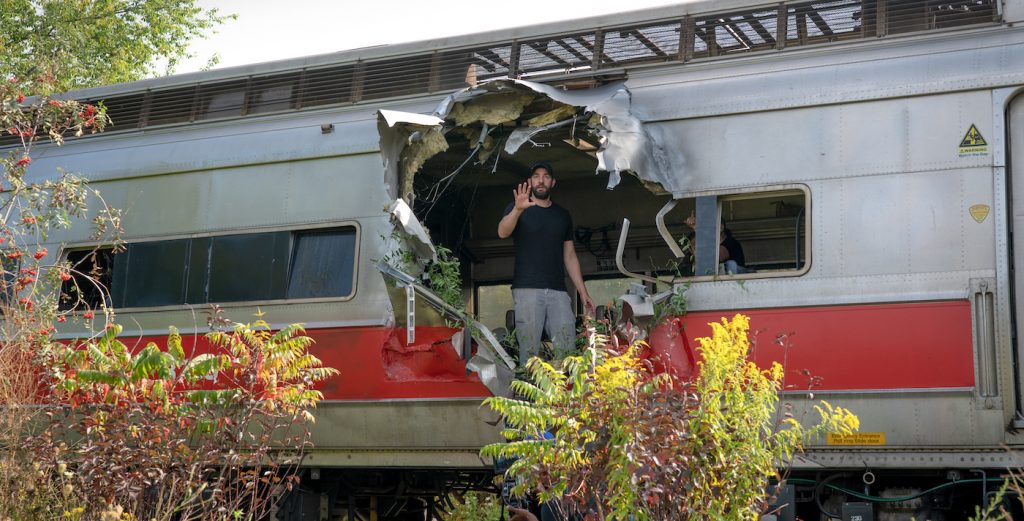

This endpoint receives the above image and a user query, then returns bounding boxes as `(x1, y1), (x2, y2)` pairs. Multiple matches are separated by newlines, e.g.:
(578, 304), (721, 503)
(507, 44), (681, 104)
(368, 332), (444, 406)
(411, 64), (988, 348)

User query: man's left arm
(564, 240), (594, 315)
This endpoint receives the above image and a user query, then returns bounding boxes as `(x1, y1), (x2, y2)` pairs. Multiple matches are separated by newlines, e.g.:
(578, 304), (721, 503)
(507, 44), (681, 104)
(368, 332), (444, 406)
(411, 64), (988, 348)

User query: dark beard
(531, 188), (550, 200)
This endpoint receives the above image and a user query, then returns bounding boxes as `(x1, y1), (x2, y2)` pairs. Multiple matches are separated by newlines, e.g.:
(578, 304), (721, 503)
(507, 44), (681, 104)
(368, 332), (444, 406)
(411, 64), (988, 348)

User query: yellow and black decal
(958, 124), (988, 157)
(827, 432), (886, 446)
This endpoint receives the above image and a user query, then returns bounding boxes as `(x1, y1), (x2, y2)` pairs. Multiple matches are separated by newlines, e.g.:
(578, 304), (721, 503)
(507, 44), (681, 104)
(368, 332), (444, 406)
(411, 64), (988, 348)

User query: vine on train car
(482, 315), (860, 521)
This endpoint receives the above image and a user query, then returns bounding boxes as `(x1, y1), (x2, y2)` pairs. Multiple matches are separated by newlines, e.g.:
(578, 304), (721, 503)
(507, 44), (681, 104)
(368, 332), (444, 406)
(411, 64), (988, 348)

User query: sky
(178, 0), (686, 74)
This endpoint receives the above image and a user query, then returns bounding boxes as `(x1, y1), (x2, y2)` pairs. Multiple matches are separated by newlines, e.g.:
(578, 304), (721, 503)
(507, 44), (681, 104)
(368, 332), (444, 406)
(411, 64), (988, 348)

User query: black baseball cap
(529, 161), (554, 177)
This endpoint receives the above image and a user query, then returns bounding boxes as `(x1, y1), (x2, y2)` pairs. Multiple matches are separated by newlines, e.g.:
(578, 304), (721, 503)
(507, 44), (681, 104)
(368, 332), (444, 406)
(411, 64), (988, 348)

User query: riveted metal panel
(308, 399), (502, 452)
(48, 154), (389, 244)
(629, 29), (1024, 120)
(654, 92), (994, 193)
(795, 449), (1024, 470)
(785, 393), (1004, 447)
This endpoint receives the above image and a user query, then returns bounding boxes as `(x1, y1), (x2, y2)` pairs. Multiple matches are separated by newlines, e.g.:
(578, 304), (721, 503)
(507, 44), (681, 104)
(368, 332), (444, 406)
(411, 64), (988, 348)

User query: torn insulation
(377, 79), (678, 200)
(448, 90), (535, 126)
(399, 127), (448, 203)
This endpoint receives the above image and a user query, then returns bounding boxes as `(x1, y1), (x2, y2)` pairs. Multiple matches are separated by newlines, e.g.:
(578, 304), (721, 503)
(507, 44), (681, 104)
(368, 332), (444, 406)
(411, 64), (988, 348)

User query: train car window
(60, 248), (114, 310)
(673, 187), (809, 279)
(287, 227), (357, 299)
(205, 232), (290, 303)
(71, 225), (359, 310)
(718, 190), (806, 274)
(118, 240), (189, 308)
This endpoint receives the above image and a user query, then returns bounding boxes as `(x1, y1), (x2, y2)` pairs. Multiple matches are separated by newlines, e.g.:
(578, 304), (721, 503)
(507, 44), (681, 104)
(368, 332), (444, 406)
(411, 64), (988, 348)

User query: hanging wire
(421, 124), (498, 219)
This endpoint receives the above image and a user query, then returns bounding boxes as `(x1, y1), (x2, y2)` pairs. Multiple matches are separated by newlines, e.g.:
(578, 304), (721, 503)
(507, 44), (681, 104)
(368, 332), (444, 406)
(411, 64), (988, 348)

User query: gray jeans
(512, 288), (576, 365)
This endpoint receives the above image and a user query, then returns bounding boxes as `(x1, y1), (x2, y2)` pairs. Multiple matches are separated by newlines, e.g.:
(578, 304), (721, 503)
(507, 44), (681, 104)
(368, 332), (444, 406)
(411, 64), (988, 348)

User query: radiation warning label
(959, 124), (989, 157)
(826, 432), (886, 446)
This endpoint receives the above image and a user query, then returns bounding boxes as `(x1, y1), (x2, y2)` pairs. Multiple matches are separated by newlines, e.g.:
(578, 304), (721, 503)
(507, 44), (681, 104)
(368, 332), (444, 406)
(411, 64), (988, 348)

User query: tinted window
(76, 226), (358, 309)
(206, 232), (289, 303)
(287, 228), (357, 299)
(120, 240), (189, 307)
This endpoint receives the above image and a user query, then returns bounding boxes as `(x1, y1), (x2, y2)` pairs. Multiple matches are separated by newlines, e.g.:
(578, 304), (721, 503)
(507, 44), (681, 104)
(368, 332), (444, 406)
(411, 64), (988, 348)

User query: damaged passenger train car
(12, 0), (1024, 517)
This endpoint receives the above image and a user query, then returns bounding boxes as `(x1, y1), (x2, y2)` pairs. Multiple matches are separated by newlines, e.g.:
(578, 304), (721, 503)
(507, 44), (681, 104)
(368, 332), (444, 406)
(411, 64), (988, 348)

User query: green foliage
(25, 317), (339, 521)
(482, 315), (860, 521)
(1, 0), (233, 93)
(967, 470), (1024, 521)
(382, 228), (466, 313)
(653, 283), (689, 325)
(425, 244), (464, 311)
(482, 332), (665, 520)
(0, 70), (125, 521)
(444, 491), (504, 521)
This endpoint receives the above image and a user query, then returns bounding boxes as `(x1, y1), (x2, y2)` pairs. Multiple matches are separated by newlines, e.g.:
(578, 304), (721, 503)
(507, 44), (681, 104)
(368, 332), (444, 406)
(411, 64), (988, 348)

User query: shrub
(26, 315), (338, 521)
(482, 314), (859, 520)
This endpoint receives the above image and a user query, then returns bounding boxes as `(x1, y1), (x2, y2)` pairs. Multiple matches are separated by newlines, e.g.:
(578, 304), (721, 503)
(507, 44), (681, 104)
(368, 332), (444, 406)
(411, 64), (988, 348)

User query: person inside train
(684, 212), (747, 275)
(498, 162), (595, 365)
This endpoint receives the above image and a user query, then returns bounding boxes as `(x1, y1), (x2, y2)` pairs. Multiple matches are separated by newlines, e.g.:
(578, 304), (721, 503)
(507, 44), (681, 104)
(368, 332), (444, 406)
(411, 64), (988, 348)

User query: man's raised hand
(513, 181), (537, 211)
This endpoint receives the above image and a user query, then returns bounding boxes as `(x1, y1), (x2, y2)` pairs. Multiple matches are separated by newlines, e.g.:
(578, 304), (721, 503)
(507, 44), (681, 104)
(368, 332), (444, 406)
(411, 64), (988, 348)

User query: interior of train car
(405, 95), (808, 333)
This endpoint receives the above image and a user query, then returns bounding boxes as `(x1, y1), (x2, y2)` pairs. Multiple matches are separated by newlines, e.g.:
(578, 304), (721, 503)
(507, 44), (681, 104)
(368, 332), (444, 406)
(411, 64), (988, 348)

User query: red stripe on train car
(133, 325), (491, 401)
(127, 300), (973, 400)
(676, 300), (975, 391)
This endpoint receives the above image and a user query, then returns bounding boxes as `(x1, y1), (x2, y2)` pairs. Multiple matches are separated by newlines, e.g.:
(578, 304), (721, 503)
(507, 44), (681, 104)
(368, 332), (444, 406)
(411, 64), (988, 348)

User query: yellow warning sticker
(969, 204), (990, 223)
(959, 124), (989, 157)
(827, 432), (886, 446)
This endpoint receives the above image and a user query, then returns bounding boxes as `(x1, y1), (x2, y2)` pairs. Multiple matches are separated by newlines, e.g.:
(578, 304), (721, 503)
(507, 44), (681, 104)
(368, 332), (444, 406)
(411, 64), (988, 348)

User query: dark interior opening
(411, 105), (677, 331)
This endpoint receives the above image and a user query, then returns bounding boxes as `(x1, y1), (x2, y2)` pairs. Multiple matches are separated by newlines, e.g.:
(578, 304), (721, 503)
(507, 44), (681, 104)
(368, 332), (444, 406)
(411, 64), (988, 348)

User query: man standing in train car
(498, 162), (594, 365)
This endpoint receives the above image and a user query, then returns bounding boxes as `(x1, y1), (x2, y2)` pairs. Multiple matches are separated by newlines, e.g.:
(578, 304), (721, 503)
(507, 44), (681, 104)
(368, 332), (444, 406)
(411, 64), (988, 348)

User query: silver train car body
(15, 0), (1024, 517)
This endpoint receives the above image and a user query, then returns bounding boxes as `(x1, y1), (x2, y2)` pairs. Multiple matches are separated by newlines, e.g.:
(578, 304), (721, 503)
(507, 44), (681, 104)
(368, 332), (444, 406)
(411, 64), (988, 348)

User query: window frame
(678, 183), (811, 283)
(58, 221), (361, 313)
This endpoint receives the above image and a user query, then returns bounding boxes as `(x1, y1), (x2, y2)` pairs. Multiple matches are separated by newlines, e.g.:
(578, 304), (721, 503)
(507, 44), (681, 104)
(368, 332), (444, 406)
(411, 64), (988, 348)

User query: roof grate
(0, 0), (997, 147)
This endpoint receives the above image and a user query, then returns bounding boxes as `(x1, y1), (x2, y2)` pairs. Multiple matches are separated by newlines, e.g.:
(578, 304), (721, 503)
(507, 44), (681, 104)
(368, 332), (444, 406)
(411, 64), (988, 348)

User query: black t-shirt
(722, 234), (745, 266)
(503, 202), (573, 291)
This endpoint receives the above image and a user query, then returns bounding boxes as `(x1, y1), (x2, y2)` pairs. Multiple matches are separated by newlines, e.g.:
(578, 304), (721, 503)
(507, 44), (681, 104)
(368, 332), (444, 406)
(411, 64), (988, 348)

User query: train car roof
(61, 0), (1002, 99)
(0, 0), (1001, 151)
